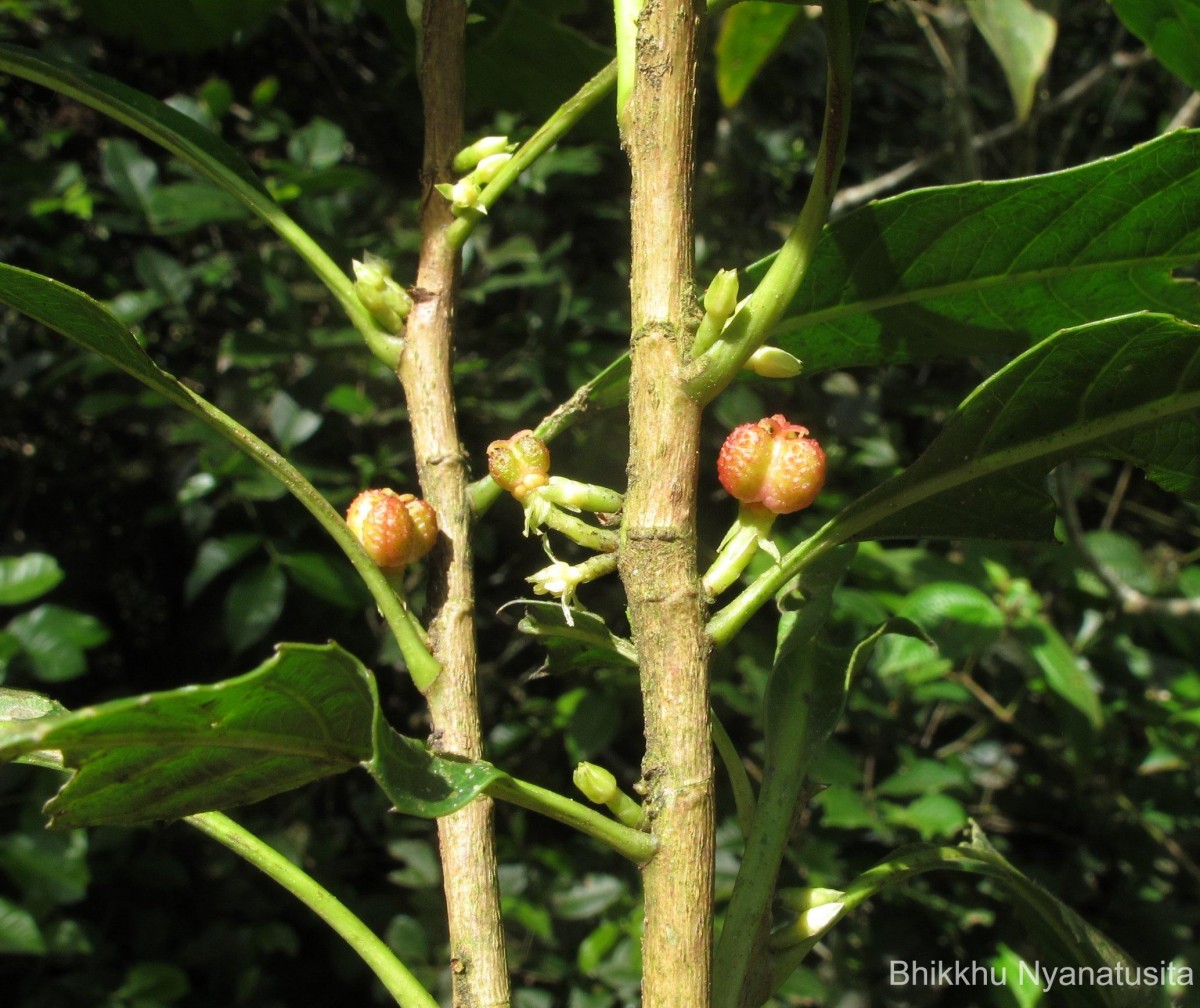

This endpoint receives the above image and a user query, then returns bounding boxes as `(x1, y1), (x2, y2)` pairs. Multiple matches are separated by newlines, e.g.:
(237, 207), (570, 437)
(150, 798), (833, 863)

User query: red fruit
(717, 414), (826, 514)
(487, 430), (550, 500)
(346, 489), (439, 571)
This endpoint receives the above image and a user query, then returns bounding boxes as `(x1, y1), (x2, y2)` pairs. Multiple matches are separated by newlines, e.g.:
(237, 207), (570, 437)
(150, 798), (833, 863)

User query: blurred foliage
(1, 0), (1198, 1006)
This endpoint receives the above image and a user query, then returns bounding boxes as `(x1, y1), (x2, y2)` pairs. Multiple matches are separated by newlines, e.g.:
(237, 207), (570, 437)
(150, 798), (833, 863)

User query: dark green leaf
(146, 182), (250, 233)
(79, 0), (286, 54)
(1111, 0), (1200, 90)
(277, 550), (371, 609)
(0, 642), (376, 827)
(0, 553), (64, 606)
(770, 131), (1200, 374)
(715, 2), (806, 108)
(223, 563), (286, 653)
(99, 137), (157, 213)
(0, 896), (46, 954)
(831, 313), (1200, 543)
(368, 722), (505, 819)
(185, 534), (264, 604)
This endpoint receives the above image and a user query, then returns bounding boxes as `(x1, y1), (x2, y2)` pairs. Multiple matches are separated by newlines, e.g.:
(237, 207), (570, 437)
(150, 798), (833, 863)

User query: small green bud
(773, 887), (846, 948)
(745, 346), (803, 379)
(573, 762), (646, 829)
(470, 152), (513, 185)
(777, 887), (846, 913)
(703, 268), (740, 326)
(452, 135), (515, 174)
(434, 179), (486, 216)
(573, 762), (619, 804)
(540, 476), (624, 514)
(352, 255), (413, 333)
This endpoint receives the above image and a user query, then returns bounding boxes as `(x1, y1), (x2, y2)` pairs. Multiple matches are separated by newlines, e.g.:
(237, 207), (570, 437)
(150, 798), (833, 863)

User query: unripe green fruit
(717, 414), (826, 515)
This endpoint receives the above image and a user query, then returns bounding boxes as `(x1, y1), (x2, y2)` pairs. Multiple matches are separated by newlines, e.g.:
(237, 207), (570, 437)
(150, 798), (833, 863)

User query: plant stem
(684, 0), (863, 404)
(486, 776), (657, 864)
(185, 812), (437, 1008)
(618, 1), (714, 1006)
(402, 3), (509, 1005)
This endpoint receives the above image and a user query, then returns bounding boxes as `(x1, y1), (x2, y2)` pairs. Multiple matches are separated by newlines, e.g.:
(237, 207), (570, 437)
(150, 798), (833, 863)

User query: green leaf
(715, 2), (806, 108)
(146, 182), (250, 234)
(0, 264), (438, 690)
(6, 605), (109, 683)
(99, 137), (157, 213)
(277, 550), (371, 609)
(287, 118), (347, 171)
(769, 131), (1200, 374)
(515, 600), (638, 672)
(79, 0), (286, 53)
(966, 0), (1057, 123)
(777, 823), (1163, 1008)
(0, 553), (64, 605)
(0, 643), (375, 827)
(830, 313), (1200, 543)
(185, 533), (264, 604)
(268, 390), (323, 452)
(223, 563), (286, 653)
(1111, 0), (1200, 91)
(894, 583), (1005, 663)
(0, 43), (382, 348)
(0, 895), (46, 954)
(1013, 616), (1104, 730)
(368, 722), (505, 819)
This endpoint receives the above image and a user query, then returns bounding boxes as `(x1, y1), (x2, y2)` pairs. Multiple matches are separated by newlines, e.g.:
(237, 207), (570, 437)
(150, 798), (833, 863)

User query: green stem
(445, 63), (616, 250)
(712, 644), (823, 1008)
(267, 212), (404, 368)
(684, 0), (863, 404)
(486, 776), (658, 864)
(541, 506), (620, 553)
(711, 709), (756, 839)
(185, 812), (437, 1008)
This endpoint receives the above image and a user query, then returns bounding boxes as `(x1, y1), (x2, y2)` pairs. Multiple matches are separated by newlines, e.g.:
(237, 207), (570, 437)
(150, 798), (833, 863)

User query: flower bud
(352, 255), (413, 332)
(346, 489), (438, 572)
(452, 135), (515, 174)
(487, 430), (551, 501)
(703, 268), (740, 326)
(540, 476), (623, 514)
(573, 762), (619, 804)
(471, 152), (513, 185)
(434, 179), (485, 216)
(745, 346), (803, 379)
(717, 414), (826, 515)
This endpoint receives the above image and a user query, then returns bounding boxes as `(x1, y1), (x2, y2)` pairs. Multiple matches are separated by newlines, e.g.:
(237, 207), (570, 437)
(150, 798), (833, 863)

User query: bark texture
(618, 1), (714, 1005)
(403, 4), (509, 1006)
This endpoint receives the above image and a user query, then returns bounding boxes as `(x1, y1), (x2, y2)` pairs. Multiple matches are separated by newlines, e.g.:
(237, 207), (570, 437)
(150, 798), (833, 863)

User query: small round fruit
(717, 414), (826, 514)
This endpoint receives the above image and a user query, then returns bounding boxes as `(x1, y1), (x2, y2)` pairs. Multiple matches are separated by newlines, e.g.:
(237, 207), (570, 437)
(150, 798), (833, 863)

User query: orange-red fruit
(487, 430), (551, 500)
(717, 414), (826, 515)
(346, 489), (439, 571)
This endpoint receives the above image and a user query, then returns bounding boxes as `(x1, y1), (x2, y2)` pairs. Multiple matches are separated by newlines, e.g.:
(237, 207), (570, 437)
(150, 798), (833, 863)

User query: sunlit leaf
(768, 131), (1200, 374)
(966, 0), (1057, 123)
(715, 2), (806, 108)
(831, 313), (1200, 543)
(0, 554), (64, 606)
